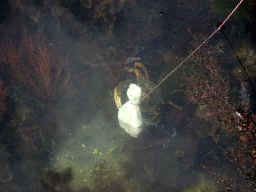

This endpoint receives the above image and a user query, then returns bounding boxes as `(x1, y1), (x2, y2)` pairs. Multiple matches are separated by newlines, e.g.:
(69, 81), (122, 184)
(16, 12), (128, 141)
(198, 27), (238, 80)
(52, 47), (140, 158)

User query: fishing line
(217, 22), (256, 95)
(64, 0), (244, 173)
(138, 0), (244, 105)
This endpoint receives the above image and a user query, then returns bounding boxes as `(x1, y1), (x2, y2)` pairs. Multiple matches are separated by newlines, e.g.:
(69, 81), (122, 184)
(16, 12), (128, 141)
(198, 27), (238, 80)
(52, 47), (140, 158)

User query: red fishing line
(138, 0), (244, 105)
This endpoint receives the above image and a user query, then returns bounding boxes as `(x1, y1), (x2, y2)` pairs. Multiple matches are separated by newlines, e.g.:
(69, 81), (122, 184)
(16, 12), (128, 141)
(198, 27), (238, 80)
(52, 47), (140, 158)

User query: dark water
(0, 0), (255, 191)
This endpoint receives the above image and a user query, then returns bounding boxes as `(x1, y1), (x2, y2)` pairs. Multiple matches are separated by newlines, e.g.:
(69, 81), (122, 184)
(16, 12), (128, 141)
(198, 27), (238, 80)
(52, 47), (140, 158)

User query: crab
(114, 62), (163, 125)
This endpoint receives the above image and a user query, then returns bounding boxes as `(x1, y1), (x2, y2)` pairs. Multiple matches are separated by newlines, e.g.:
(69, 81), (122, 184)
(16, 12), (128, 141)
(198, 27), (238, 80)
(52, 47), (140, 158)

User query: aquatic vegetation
(85, 0), (126, 36)
(1, 28), (71, 100)
(183, 30), (256, 190)
(232, 38), (256, 79)
(0, 0), (254, 191)
(217, 107), (256, 190)
(185, 32), (236, 136)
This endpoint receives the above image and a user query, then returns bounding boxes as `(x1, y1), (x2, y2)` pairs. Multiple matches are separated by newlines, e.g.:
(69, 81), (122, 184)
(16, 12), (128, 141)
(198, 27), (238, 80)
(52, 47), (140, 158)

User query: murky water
(0, 0), (255, 191)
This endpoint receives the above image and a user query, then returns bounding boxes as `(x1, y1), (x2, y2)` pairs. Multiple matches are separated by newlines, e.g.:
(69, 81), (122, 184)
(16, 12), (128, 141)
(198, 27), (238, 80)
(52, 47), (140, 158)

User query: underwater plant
(1, 28), (71, 100)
